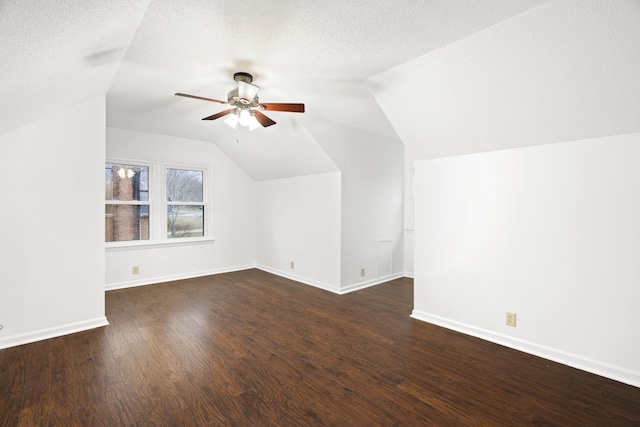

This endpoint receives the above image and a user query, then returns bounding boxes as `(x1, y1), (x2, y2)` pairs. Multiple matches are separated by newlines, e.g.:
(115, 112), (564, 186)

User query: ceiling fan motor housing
(227, 88), (260, 107)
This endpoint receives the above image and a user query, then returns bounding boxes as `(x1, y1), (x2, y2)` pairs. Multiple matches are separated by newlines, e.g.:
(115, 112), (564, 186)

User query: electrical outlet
(132, 266), (140, 275)
(506, 312), (517, 327)
(360, 268), (365, 277)
(290, 261), (294, 269)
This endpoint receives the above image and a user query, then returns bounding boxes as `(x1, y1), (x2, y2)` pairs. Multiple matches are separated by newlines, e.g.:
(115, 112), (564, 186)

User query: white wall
(403, 151), (415, 277)
(332, 127), (404, 290)
(403, 230), (414, 278)
(0, 96), (108, 349)
(303, 118), (405, 291)
(413, 132), (640, 387)
(256, 172), (341, 292)
(369, 0), (640, 161)
(105, 127), (256, 289)
(366, 0), (640, 386)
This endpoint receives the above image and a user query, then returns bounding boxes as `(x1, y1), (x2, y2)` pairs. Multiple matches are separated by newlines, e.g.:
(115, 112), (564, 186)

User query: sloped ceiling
(0, 0), (153, 134)
(1, 0), (551, 180)
(368, 0), (640, 161)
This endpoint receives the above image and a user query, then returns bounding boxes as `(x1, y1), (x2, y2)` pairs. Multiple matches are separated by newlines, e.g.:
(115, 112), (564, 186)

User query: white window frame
(160, 161), (213, 244)
(105, 157), (213, 249)
(105, 158), (155, 248)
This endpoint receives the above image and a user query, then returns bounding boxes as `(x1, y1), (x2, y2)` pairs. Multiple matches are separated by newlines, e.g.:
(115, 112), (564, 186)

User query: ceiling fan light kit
(175, 72), (305, 139)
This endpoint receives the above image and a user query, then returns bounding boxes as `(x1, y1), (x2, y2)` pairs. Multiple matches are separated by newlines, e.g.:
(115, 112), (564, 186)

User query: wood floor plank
(0, 345), (27, 427)
(13, 340), (54, 426)
(1, 269), (639, 426)
(46, 336), (80, 425)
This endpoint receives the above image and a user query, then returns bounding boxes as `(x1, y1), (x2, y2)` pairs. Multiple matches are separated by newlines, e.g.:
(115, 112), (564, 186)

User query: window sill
(105, 237), (216, 252)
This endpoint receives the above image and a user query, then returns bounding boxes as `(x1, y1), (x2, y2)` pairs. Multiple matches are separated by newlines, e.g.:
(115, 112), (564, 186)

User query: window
(105, 159), (211, 246)
(166, 168), (204, 239)
(105, 163), (150, 242)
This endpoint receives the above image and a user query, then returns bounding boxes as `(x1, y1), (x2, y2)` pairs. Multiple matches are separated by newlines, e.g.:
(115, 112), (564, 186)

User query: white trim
(0, 317), (109, 350)
(255, 265), (341, 294)
(105, 237), (216, 251)
(107, 263), (404, 296)
(376, 238), (393, 279)
(340, 273), (404, 294)
(105, 264), (255, 291)
(161, 161), (214, 241)
(256, 265), (403, 295)
(411, 309), (640, 389)
(105, 156), (156, 246)
(105, 157), (214, 248)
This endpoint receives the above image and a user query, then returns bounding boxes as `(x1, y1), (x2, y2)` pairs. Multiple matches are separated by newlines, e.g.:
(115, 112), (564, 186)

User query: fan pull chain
(236, 122), (239, 143)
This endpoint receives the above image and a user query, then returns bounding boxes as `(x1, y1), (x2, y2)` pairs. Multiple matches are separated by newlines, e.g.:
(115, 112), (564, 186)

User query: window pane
(166, 169), (203, 202)
(167, 205), (204, 238)
(105, 163), (149, 201)
(105, 205), (150, 242)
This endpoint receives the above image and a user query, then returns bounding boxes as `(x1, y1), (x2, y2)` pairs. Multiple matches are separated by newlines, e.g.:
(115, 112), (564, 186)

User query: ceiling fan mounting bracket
(233, 72), (253, 84)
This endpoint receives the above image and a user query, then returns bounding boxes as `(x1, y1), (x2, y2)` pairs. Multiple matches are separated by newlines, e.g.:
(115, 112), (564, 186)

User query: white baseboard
(105, 264), (255, 291)
(340, 273), (405, 294)
(411, 309), (640, 389)
(0, 317), (109, 350)
(106, 263), (406, 296)
(256, 267), (404, 295)
(255, 265), (341, 294)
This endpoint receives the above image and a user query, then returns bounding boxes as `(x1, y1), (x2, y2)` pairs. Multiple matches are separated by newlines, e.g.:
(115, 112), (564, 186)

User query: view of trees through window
(105, 163), (207, 243)
(166, 168), (204, 239)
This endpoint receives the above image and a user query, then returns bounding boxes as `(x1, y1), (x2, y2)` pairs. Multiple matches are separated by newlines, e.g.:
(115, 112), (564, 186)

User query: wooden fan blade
(202, 109), (235, 121)
(175, 93), (228, 104)
(254, 111), (276, 127)
(261, 103), (305, 113)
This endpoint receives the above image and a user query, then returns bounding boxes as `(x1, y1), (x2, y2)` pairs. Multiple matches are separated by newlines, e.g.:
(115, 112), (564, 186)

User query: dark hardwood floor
(1, 269), (639, 426)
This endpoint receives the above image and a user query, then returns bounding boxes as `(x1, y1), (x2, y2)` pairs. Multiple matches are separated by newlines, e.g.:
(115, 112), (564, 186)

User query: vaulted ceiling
(8, 1), (639, 181)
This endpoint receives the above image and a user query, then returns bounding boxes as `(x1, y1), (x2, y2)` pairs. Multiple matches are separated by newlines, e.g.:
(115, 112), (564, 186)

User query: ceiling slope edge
(0, 0), (154, 135)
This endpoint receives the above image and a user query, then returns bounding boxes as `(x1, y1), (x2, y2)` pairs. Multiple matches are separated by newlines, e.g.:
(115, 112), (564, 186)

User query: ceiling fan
(175, 72), (305, 130)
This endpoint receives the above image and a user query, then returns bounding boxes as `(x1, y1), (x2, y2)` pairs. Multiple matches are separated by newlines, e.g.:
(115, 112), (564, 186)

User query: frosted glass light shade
(248, 116), (260, 130)
(238, 109), (251, 126)
(225, 113), (238, 128)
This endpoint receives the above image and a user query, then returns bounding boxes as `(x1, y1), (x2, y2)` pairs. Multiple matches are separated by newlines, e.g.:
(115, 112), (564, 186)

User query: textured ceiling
(0, 0), (152, 134)
(1, 0), (550, 180)
(107, 0), (549, 141)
